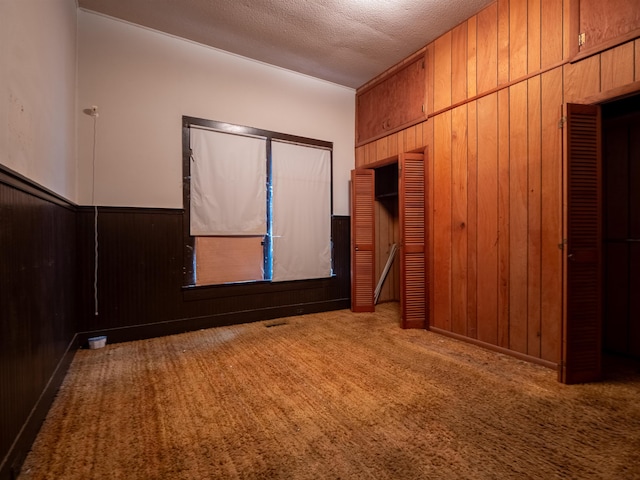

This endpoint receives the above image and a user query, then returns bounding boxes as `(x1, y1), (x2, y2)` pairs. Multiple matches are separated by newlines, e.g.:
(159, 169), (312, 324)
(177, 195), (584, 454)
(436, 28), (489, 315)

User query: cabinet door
(399, 152), (426, 328)
(356, 55), (426, 145)
(576, 0), (640, 57)
(351, 168), (375, 312)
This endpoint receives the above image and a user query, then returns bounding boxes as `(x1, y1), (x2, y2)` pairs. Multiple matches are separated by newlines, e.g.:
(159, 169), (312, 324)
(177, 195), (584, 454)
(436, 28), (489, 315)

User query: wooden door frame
(353, 148), (430, 329)
(561, 86), (640, 383)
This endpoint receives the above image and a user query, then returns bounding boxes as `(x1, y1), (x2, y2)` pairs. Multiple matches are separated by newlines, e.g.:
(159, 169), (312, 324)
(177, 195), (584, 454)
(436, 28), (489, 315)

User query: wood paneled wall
(355, 0), (640, 365)
(0, 168), (77, 480)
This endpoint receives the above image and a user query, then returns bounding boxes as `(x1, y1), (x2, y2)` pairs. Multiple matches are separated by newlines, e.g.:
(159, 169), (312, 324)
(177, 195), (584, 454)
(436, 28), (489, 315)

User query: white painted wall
(77, 11), (355, 215)
(0, 0), (77, 200)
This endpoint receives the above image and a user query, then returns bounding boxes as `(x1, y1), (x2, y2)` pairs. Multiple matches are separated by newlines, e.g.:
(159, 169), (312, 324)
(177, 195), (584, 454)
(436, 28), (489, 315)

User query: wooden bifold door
(351, 152), (427, 329)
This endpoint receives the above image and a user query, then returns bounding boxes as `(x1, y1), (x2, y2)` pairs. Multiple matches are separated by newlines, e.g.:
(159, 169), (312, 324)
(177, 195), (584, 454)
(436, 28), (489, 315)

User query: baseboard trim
(428, 327), (559, 370)
(0, 334), (78, 480)
(76, 299), (351, 347)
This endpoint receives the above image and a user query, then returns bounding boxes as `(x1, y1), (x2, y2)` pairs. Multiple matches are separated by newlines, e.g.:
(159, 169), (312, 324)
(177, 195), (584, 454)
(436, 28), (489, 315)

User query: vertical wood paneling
(527, 75), (543, 358)
(510, 0), (528, 80)
(565, 0), (578, 60)
(601, 42), (635, 92)
(433, 111), (452, 330)
(426, 43), (436, 116)
(404, 125), (417, 152)
(498, 0), (510, 85)
(498, 88), (511, 349)
(540, 67), (564, 363)
(563, 55), (601, 103)
(388, 132), (400, 158)
(366, 142), (376, 165)
(355, 0), (640, 368)
(477, 3), (498, 94)
(434, 31), (453, 112)
(477, 93), (499, 344)
(467, 101), (479, 338)
(1, 175), (77, 480)
(509, 81), (528, 354)
(424, 119), (436, 327)
(376, 136), (389, 161)
(451, 23), (468, 105)
(528, 0), (541, 73)
(541, 0), (563, 67)
(355, 146), (366, 167)
(468, 16), (478, 98)
(451, 105), (468, 335)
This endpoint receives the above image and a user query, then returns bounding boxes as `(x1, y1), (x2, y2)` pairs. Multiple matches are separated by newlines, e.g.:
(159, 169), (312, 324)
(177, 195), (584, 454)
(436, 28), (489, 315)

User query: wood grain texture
(541, 0), (563, 67)
(195, 236), (264, 285)
(434, 31), (453, 113)
(451, 105), (468, 335)
(509, 81), (528, 354)
(600, 42), (635, 92)
(510, 0), (528, 80)
(528, 0), (541, 73)
(353, 0), (640, 366)
(527, 75), (543, 358)
(477, 2), (498, 95)
(498, 0), (511, 85)
(579, 0), (640, 53)
(498, 88), (511, 349)
(563, 54), (601, 103)
(476, 93), (499, 344)
(467, 101), (479, 339)
(467, 16), (478, 99)
(540, 67), (563, 363)
(452, 23), (468, 106)
(433, 111), (453, 330)
(355, 146), (366, 168)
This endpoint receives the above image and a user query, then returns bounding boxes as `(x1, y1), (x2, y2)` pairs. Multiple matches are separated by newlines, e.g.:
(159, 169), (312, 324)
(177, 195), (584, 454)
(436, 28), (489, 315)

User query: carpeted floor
(19, 303), (640, 479)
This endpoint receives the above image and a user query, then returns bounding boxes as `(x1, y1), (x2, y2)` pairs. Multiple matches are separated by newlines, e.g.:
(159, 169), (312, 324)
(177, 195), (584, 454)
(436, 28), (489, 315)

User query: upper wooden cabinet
(574, 0), (640, 60)
(356, 54), (426, 146)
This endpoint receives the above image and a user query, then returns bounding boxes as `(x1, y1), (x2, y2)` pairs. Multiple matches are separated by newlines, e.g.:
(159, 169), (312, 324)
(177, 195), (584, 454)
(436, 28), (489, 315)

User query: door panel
(561, 103), (602, 384)
(351, 169), (375, 312)
(399, 152), (427, 328)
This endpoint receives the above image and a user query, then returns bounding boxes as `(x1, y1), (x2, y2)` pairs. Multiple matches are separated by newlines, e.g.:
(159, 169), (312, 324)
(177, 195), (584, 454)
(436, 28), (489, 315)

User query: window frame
(182, 115), (333, 288)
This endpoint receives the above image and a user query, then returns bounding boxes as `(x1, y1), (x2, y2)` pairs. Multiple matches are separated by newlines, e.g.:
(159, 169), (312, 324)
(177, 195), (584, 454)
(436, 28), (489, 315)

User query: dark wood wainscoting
(0, 168), (77, 480)
(1, 165), (350, 479)
(76, 209), (351, 344)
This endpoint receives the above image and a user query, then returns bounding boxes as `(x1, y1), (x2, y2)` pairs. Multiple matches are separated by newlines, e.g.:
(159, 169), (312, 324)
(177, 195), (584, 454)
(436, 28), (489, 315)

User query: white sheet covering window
(190, 128), (267, 235)
(271, 141), (332, 282)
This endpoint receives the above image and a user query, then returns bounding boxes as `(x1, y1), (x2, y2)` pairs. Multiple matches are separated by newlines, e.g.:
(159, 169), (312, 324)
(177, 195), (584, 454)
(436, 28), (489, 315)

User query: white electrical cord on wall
(91, 109), (99, 316)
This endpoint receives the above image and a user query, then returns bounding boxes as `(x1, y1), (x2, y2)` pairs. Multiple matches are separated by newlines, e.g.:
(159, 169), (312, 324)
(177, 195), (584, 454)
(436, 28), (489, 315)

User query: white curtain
(190, 128), (267, 235)
(271, 141), (331, 282)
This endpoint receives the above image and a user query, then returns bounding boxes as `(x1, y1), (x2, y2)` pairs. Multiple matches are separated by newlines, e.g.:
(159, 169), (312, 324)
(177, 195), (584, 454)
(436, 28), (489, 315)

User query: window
(183, 116), (333, 286)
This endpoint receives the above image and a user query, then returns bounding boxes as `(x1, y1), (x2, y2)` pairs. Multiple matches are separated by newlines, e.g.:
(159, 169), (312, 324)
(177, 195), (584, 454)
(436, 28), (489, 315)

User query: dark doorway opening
(601, 94), (640, 379)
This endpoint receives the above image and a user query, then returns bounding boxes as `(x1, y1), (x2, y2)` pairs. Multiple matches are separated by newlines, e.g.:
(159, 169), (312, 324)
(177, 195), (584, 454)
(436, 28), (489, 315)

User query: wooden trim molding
(0, 164), (76, 210)
(429, 326), (559, 370)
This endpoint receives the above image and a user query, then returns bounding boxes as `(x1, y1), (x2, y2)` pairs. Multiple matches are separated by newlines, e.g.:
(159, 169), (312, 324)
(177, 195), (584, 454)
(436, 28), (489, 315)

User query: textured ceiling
(78, 0), (494, 89)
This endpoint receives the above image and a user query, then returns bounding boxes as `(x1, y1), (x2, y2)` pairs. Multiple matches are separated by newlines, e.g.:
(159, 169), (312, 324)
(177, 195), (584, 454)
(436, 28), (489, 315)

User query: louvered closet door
(351, 169), (375, 312)
(399, 152), (426, 328)
(561, 103), (602, 384)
